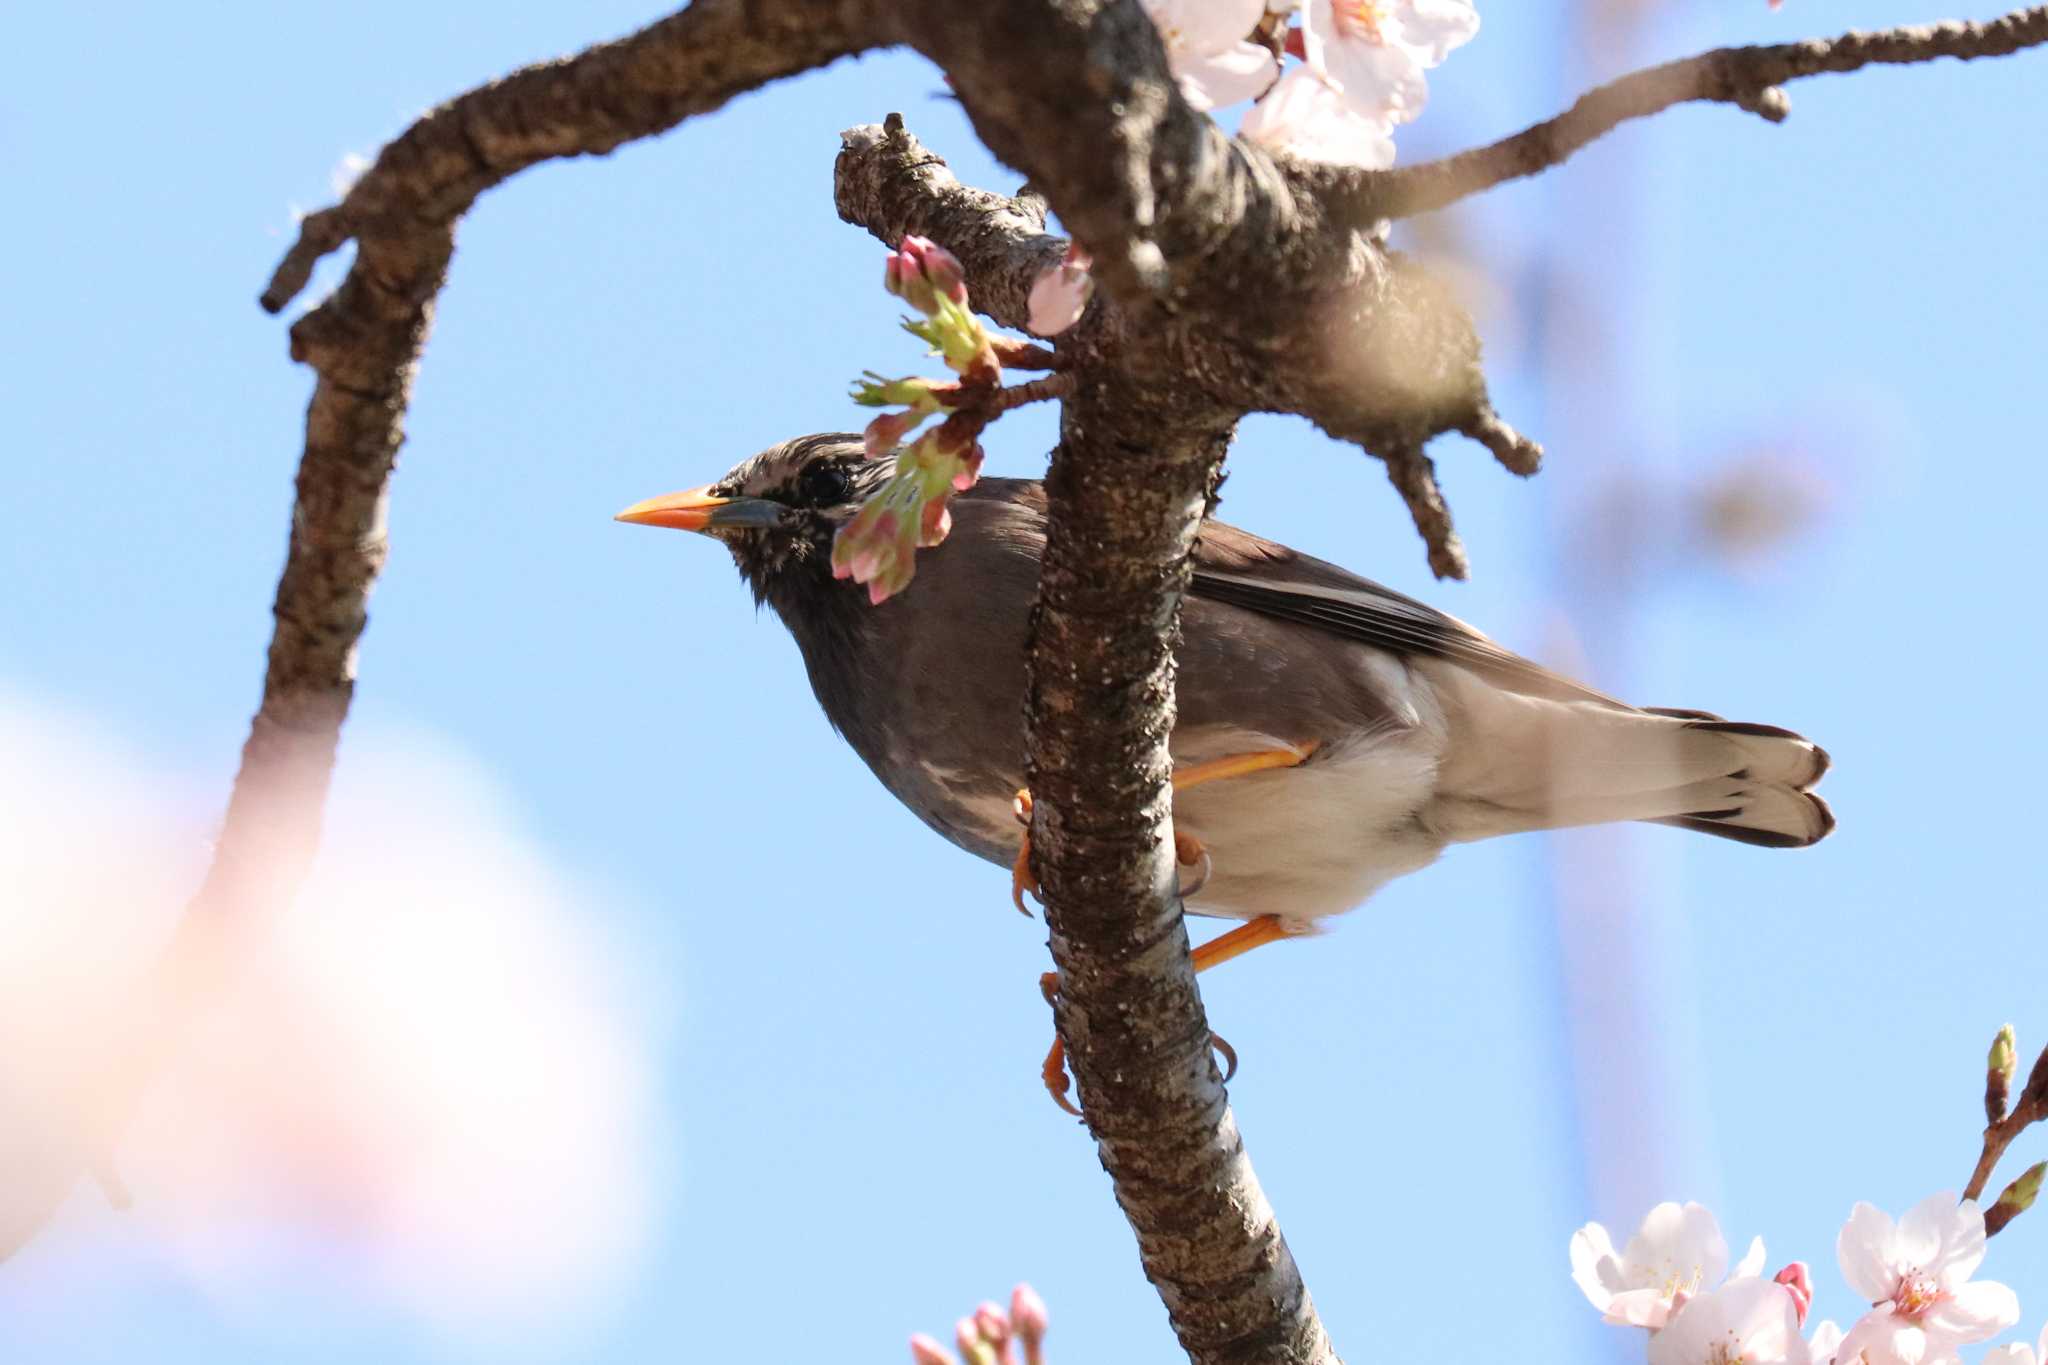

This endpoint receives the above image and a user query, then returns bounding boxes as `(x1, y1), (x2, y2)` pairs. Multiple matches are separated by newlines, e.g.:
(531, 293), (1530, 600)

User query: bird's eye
(798, 461), (854, 507)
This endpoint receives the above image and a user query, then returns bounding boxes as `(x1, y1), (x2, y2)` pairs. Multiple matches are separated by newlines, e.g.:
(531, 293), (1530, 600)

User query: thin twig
(1348, 5), (2048, 221)
(982, 371), (1076, 415)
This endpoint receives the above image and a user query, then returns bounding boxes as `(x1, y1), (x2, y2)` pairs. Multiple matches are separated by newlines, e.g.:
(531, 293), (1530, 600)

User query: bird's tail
(1424, 669), (1834, 848)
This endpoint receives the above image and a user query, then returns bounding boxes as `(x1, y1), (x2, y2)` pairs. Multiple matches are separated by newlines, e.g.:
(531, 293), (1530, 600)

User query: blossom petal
(1321, 34), (1429, 122)
(1570, 1222), (1624, 1309)
(1650, 1280), (1809, 1365)
(1931, 1198), (1986, 1288)
(1734, 1236), (1769, 1280)
(1983, 1347), (2038, 1365)
(1386, 0), (1480, 66)
(1175, 41), (1278, 112)
(1606, 1287), (1677, 1330)
(1839, 1202), (1902, 1301)
(1809, 1319), (1845, 1365)
(1146, 0), (1266, 53)
(1923, 1279), (2021, 1345)
(1241, 68), (1397, 169)
(1895, 1193), (1958, 1280)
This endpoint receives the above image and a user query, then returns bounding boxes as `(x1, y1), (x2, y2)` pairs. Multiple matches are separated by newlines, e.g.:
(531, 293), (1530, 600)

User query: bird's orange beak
(614, 485), (730, 532)
(614, 486), (787, 534)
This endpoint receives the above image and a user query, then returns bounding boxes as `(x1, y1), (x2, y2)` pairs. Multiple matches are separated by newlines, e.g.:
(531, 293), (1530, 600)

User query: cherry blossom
(1984, 1323), (2048, 1365)
(1809, 1319), (1845, 1365)
(1140, 0), (1277, 112)
(1831, 1195), (2019, 1365)
(1571, 1201), (1769, 1330)
(1304, 0), (1478, 124)
(1241, 67), (1397, 170)
(1649, 1279), (1812, 1365)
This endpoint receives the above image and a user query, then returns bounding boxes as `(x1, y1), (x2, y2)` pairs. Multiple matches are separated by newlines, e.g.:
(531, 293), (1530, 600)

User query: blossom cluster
(1147, 0), (1478, 171)
(834, 237), (1007, 604)
(1573, 1197), (2024, 1365)
(909, 1284), (1050, 1365)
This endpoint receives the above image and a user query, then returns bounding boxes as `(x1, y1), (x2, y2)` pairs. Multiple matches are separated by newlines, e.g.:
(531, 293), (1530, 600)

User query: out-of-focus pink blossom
(1140, 0), (1277, 111)
(909, 1332), (955, 1365)
(1027, 247), (1094, 337)
(1808, 1319), (1844, 1365)
(1833, 1194), (2020, 1365)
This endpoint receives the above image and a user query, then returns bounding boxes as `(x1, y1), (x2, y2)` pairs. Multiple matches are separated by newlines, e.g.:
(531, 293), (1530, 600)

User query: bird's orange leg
(1011, 741), (1316, 918)
(1027, 742), (1317, 1114)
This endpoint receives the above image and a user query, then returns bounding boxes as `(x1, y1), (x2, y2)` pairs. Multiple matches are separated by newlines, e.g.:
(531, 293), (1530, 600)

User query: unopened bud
(1010, 1283), (1049, 1359)
(955, 1316), (997, 1365)
(1989, 1024), (2019, 1123)
(1988, 1161), (2046, 1235)
(974, 1303), (1012, 1353)
(865, 408), (929, 458)
(1774, 1262), (1813, 1325)
(904, 235), (967, 303)
(909, 1333), (956, 1365)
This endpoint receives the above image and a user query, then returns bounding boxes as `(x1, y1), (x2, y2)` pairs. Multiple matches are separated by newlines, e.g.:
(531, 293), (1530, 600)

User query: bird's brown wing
(1189, 519), (1623, 708)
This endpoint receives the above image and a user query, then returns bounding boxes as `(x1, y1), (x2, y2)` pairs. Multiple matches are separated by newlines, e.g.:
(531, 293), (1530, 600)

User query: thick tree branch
(839, 124), (1341, 1363)
(1343, 5), (2048, 221)
(1029, 382), (1339, 1365)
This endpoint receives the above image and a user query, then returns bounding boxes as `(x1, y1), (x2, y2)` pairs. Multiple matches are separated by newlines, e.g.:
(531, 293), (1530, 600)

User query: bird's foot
(1038, 971), (1240, 1117)
(1017, 791), (1212, 913)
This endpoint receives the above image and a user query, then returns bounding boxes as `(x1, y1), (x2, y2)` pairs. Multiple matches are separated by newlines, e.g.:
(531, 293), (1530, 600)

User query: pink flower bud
(975, 1303), (1011, 1346)
(903, 235), (967, 303)
(1774, 1262), (1813, 1325)
(865, 409), (926, 458)
(955, 1316), (996, 1365)
(1009, 1283), (1049, 1350)
(909, 1333), (955, 1365)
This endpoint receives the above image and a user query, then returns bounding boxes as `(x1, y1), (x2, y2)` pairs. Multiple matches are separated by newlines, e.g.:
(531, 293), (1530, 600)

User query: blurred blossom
(1693, 449), (1833, 569)
(1140, 0), (1277, 111)
(1647, 1278), (1810, 1365)
(0, 697), (663, 1340)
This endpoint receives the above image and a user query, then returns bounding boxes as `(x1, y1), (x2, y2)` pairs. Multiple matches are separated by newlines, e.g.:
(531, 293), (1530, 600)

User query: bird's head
(615, 433), (885, 603)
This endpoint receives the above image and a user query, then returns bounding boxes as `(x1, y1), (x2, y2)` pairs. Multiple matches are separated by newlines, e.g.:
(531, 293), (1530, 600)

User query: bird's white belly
(1171, 724), (1449, 928)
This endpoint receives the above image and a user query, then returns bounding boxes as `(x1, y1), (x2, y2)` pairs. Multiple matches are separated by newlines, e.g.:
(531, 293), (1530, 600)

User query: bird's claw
(1174, 830), (1211, 898)
(1038, 971), (1237, 1115)
(1011, 788), (1039, 916)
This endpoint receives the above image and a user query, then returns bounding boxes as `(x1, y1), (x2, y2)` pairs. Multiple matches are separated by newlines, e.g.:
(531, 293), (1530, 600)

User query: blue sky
(3, 2), (2046, 1361)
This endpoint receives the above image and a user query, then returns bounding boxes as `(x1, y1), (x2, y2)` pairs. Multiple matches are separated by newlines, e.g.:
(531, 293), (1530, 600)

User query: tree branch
(1029, 381), (1339, 1365)
(1341, 5), (2048, 221)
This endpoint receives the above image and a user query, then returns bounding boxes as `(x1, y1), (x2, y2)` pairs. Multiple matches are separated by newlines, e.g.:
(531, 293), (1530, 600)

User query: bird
(617, 434), (1832, 1098)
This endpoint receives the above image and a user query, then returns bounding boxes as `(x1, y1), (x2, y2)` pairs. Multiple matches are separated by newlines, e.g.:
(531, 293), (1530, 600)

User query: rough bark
(1029, 380), (1338, 1365)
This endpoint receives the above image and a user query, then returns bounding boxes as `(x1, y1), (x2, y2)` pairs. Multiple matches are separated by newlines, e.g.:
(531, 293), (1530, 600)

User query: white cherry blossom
(1141, 0), (1277, 112)
(1649, 1279), (1813, 1365)
(1571, 1201), (1768, 1330)
(1831, 1194), (2019, 1365)
(1984, 1323), (2048, 1365)
(1809, 1319), (1845, 1365)
(1241, 67), (1396, 169)
(1304, 0), (1477, 124)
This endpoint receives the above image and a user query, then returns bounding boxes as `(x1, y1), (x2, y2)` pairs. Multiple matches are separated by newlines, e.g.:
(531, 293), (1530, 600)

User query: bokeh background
(4, 2), (2045, 1360)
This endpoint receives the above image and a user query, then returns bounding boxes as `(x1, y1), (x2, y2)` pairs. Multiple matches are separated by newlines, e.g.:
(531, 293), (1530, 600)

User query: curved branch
(1343, 5), (2048, 221)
